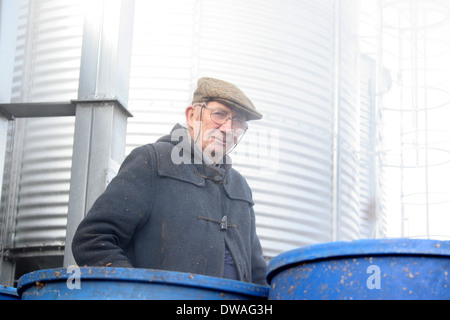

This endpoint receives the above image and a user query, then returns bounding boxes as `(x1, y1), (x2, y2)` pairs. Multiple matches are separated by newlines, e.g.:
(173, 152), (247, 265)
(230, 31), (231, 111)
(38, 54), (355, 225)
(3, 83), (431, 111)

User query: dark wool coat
(72, 124), (268, 285)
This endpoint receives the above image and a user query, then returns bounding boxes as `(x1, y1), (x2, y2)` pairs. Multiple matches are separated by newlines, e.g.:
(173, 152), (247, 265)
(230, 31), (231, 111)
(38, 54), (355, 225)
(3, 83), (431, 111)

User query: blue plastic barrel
(0, 286), (19, 300)
(18, 267), (269, 300)
(267, 239), (449, 300)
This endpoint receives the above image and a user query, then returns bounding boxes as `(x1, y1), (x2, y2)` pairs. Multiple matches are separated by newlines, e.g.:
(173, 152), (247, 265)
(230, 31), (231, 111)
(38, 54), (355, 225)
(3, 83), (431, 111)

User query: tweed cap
(192, 77), (262, 121)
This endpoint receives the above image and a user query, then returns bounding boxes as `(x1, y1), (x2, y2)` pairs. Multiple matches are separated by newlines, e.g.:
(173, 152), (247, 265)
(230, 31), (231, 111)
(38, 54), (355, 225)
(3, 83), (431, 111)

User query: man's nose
(219, 118), (233, 131)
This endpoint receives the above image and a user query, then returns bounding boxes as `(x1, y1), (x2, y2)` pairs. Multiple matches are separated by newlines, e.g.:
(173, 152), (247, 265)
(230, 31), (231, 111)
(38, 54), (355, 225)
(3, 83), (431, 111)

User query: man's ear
(185, 105), (197, 129)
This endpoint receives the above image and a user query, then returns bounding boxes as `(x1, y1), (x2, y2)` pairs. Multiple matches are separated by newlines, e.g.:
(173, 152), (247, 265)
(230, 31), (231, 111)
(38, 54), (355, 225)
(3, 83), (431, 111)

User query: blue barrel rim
(0, 285), (19, 298)
(266, 238), (450, 283)
(17, 267), (269, 298)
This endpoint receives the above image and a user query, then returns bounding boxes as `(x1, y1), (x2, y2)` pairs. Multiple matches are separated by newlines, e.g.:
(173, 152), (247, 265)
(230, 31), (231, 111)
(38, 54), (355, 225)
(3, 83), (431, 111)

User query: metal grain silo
(1, 0), (84, 275)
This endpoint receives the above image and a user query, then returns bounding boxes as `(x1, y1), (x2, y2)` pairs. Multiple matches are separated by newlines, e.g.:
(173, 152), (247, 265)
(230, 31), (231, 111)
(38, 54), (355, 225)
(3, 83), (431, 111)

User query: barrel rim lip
(0, 285), (19, 297)
(266, 238), (450, 283)
(17, 267), (269, 298)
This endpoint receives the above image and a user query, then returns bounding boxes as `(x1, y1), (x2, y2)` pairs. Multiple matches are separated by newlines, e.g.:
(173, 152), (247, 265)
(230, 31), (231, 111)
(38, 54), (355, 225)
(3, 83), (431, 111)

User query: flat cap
(192, 77), (262, 121)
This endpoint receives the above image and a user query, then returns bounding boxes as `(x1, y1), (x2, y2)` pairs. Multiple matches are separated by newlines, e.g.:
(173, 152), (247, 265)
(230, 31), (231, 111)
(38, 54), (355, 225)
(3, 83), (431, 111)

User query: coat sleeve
(71, 145), (154, 267)
(250, 206), (268, 286)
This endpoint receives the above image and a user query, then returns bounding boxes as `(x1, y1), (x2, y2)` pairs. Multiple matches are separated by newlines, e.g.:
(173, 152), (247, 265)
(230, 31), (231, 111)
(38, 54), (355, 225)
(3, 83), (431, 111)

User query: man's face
(186, 101), (247, 161)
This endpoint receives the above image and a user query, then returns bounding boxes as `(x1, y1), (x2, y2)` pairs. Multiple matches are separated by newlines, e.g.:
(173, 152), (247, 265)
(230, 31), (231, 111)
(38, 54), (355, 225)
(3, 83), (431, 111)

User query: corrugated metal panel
(14, 117), (75, 248)
(358, 1), (387, 239)
(358, 55), (388, 239)
(196, 0), (336, 256)
(126, 0), (196, 153)
(359, 56), (376, 237)
(10, 0), (83, 248)
(333, 0), (361, 241)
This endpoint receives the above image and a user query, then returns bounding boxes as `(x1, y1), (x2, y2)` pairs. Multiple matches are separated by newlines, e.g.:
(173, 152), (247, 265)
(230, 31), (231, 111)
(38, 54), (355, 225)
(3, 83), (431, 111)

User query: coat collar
(152, 127), (254, 205)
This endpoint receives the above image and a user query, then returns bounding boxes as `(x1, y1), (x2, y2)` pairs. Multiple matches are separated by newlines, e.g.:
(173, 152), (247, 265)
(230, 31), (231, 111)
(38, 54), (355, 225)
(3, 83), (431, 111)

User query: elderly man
(72, 77), (267, 285)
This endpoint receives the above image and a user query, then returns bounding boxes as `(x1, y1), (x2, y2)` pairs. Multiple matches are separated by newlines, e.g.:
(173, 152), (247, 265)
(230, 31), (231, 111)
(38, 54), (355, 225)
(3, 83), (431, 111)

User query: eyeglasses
(202, 105), (248, 132)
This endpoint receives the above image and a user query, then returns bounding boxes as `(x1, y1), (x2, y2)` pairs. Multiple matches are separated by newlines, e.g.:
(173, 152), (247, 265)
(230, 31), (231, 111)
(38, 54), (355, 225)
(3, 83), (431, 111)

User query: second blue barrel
(267, 239), (449, 300)
(18, 267), (269, 300)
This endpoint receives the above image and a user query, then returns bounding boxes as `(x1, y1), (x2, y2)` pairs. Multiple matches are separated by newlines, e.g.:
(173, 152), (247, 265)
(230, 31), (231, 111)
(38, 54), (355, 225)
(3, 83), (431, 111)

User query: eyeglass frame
(197, 102), (249, 133)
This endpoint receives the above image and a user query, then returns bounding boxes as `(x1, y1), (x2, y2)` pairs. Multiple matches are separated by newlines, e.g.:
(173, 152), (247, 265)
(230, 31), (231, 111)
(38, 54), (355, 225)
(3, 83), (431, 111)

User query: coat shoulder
(145, 141), (205, 187)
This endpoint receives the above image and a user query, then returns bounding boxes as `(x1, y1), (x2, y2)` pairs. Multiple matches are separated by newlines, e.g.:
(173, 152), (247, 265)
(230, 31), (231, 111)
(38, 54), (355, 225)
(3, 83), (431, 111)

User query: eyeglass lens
(209, 108), (247, 131)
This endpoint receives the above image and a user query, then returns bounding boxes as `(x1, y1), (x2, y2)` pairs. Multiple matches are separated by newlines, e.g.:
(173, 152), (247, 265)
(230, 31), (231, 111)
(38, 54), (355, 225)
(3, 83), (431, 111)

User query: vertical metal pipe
(77, 0), (135, 105)
(421, 4), (430, 239)
(0, 118), (7, 210)
(0, 0), (20, 286)
(64, 0), (135, 267)
(0, 0), (20, 200)
(397, 4), (406, 238)
(332, 0), (342, 242)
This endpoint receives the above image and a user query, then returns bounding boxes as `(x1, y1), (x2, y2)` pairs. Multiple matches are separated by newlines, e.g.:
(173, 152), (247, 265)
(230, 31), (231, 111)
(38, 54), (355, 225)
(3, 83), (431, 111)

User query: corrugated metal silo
(7, 0), (84, 257)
